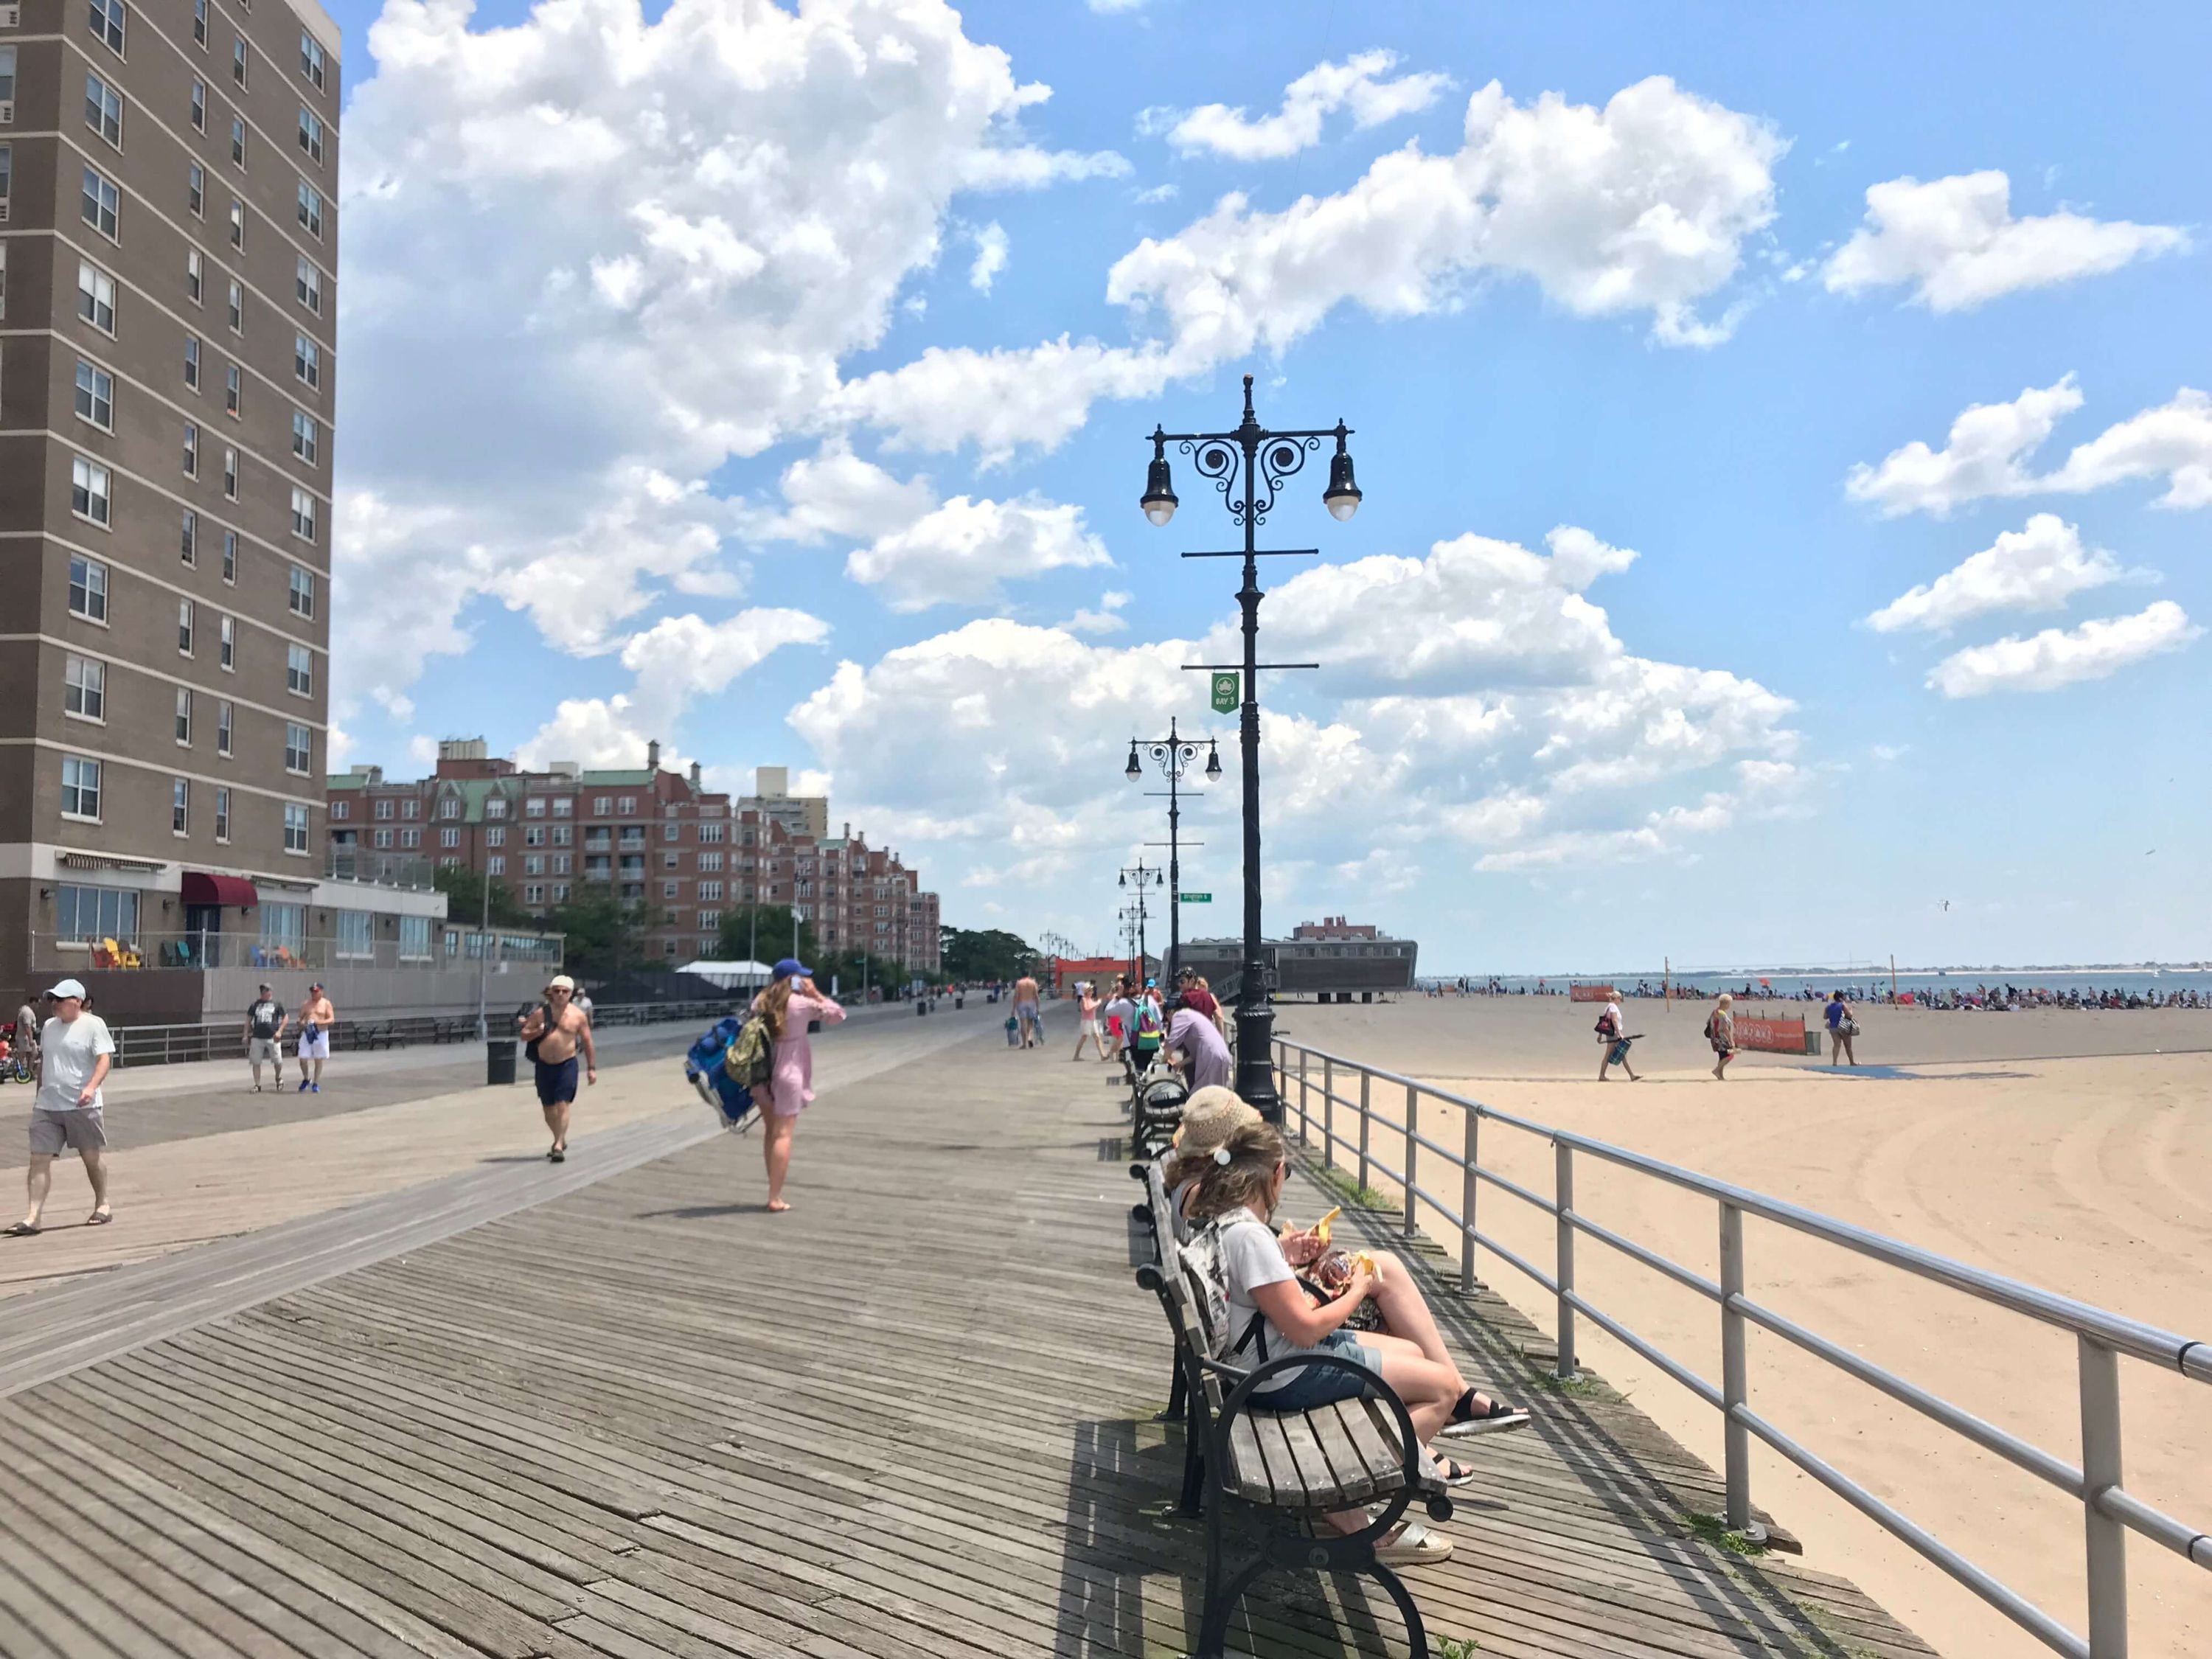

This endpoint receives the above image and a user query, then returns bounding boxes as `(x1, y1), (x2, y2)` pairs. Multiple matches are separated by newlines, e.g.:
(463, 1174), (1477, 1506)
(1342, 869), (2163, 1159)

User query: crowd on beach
(1429, 975), (2205, 1012)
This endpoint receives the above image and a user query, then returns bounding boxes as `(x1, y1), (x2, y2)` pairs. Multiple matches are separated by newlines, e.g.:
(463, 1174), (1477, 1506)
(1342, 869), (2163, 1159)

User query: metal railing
(1273, 1036), (2210, 1659)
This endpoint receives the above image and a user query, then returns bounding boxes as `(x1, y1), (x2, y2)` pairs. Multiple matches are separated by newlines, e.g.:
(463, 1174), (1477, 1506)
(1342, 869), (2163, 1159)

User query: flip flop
(1374, 1520), (1454, 1565)
(2, 1222), (41, 1237)
(86, 1211), (113, 1227)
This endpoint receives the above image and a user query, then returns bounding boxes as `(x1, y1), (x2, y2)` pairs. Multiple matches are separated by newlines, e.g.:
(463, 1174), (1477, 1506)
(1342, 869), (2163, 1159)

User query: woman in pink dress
(749, 959), (845, 1212)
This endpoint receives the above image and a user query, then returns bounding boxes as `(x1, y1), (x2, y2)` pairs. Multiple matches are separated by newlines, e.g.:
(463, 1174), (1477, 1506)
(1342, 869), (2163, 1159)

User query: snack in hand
(1312, 1206), (1341, 1246)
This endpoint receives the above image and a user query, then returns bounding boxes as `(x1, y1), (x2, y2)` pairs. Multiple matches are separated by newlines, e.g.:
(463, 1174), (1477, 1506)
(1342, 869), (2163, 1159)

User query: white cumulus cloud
(1823, 171), (2187, 311)
(1866, 514), (2130, 634)
(1926, 602), (2200, 697)
(845, 496), (1113, 610)
(1162, 50), (1452, 161)
(968, 221), (1009, 293)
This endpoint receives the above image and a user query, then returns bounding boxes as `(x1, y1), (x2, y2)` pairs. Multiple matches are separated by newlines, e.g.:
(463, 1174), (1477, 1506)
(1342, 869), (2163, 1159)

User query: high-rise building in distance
(0, 0), (341, 995)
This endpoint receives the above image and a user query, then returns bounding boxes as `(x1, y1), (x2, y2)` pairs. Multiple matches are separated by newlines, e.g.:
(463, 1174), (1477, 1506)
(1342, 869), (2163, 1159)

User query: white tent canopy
(677, 959), (774, 989)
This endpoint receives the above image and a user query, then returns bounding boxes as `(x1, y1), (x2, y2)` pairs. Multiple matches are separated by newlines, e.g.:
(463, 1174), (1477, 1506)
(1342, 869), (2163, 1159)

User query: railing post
(1459, 1107), (1480, 1294)
(1402, 1083), (1419, 1240)
(2079, 1334), (2129, 1658)
(1719, 1202), (1763, 1539)
(1321, 1056), (1335, 1172)
(1554, 1142), (1578, 1381)
(1357, 1071), (1371, 1200)
(1295, 1048), (1310, 1145)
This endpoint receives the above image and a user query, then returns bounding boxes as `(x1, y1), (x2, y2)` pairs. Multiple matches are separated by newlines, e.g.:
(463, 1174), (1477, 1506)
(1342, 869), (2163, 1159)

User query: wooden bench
(428, 1016), (472, 1045)
(1127, 1058), (1187, 1160)
(344, 1020), (400, 1051)
(1129, 1157), (1453, 1658)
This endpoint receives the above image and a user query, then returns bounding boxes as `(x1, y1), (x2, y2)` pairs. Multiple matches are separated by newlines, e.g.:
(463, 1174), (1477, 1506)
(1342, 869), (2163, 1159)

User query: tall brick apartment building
(330, 747), (942, 978)
(0, 0), (341, 991)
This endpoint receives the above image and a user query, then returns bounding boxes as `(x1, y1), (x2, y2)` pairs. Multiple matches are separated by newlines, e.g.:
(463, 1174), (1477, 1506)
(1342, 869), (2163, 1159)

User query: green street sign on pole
(1211, 672), (1239, 714)
(1178, 892), (1211, 903)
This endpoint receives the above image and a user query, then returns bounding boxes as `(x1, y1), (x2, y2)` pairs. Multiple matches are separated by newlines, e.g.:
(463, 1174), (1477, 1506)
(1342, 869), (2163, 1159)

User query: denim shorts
(1251, 1329), (1382, 1411)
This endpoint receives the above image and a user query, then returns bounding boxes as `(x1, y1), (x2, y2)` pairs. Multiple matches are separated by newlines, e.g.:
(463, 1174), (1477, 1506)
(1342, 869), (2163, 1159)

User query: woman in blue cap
(748, 958), (845, 1212)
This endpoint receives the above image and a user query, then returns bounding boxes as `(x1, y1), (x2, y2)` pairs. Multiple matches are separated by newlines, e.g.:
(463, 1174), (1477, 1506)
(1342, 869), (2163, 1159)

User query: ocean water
(1432, 970), (2212, 1001)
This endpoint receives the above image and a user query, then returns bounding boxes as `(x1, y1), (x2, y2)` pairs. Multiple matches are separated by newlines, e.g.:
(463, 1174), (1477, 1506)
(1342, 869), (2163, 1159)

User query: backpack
(1133, 1001), (1164, 1043)
(1704, 1010), (1721, 1043)
(1181, 1215), (1270, 1363)
(720, 1013), (775, 1091)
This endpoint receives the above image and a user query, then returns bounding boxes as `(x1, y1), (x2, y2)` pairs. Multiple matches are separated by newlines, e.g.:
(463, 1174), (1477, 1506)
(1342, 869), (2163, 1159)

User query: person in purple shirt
(1167, 1004), (1232, 1091)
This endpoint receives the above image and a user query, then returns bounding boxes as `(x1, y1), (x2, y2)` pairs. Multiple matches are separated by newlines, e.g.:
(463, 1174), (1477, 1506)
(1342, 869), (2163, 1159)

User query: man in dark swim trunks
(516, 974), (595, 1161)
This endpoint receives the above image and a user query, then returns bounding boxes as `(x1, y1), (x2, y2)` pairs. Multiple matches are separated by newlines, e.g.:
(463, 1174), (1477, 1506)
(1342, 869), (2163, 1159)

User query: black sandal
(3, 1222), (41, 1237)
(1441, 1391), (1532, 1438)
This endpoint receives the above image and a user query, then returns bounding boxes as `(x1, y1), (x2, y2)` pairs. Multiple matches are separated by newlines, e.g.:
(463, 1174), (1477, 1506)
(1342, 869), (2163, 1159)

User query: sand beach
(1271, 994), (2212, 1658)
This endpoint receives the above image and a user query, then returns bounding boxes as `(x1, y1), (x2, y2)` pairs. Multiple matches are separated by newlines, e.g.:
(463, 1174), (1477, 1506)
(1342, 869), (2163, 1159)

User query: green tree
(939, 926), (1034, 982)
(434, 864), (534, 928)
(716, 904), (819, 967)
(547, 891), (664, 981)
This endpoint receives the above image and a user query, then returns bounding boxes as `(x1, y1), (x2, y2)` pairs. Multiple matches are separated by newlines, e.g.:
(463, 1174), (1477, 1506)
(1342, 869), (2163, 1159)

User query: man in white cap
(295, 981), (335, 1093)
(516, 974), (595, 1162)
(5, 979), (114, 1237)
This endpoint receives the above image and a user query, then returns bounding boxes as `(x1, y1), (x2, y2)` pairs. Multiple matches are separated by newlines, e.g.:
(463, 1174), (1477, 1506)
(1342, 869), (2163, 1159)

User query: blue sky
(319, 0), (2211, 972)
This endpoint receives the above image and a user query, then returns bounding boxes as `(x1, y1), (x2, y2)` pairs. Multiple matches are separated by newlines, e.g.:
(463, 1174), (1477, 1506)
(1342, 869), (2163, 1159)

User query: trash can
(917, 999), (928, 1016)
(955, 995), (964, 1010)
(485, 1037), (518, 1087)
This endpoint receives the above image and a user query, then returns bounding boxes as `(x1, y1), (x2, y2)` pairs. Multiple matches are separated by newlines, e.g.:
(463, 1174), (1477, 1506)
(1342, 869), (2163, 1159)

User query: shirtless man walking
(295, 983), (335, 1093)
(517, 974), (595, 1162)
(1012, 973), (1041, 1050)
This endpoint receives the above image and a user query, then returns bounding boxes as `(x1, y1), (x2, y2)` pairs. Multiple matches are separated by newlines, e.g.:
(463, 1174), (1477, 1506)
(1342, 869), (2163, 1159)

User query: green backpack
(721, 1014), (775, 1091)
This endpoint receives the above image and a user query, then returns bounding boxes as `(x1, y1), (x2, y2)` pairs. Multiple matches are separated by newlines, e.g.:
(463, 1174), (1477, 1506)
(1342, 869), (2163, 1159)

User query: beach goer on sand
(517, 974), (596, 1162)
(7, 980), (113, 1237)
(1073, 983), (1107, 1062)
(748, 959), (844, 1212)
(1596, 997), (1638, 1082)
(1012, 974), (1040, 1049)
(243, 982), (286, 1092)
(1707, 993), (1736, 1080)
(1826, 991), (1858, 1067)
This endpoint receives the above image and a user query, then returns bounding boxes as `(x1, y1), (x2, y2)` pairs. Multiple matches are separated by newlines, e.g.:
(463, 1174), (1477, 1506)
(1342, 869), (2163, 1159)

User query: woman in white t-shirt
(1189, 1124), (1523, 1516)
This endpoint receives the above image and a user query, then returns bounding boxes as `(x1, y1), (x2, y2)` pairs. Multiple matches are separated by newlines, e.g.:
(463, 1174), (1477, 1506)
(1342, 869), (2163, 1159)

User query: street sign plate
(1179, 892), (1211, 903)
(1211, 672), (1239, 714)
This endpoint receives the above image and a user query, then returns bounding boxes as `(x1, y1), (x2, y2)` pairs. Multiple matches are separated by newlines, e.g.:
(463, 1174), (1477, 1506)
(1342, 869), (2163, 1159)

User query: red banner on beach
(1569, 984), (1615, 1003)
(1731, 1015), (1806, 1054)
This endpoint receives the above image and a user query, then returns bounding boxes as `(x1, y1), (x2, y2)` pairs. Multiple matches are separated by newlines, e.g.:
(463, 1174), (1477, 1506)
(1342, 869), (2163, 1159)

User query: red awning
(181, 872), (259, 908)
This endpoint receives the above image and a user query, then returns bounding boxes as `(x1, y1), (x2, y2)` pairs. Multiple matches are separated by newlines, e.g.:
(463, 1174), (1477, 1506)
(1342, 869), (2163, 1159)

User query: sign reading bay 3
(1178, 892), (1211, 903)
(1211, 672), (1239, 714)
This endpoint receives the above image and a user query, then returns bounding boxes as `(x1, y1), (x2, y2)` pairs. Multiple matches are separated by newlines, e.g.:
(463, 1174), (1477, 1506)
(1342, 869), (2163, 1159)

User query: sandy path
(1275, 998), (2212, 1659)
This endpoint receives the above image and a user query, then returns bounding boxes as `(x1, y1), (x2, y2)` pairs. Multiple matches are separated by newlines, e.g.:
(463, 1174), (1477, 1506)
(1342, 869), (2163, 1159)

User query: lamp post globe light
(1116, 860), (1164, 983)
(1125, 716), (1219, 990)
(1140, 373), (1358, 1119)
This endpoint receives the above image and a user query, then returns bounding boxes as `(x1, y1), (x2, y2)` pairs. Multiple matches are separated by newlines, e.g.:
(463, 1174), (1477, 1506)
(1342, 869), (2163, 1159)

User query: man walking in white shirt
(5, 978), (114, 1237)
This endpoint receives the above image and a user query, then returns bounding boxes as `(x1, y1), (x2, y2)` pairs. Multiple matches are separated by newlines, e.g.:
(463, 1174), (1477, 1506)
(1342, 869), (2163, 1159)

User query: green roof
(326, 773), (369, 791)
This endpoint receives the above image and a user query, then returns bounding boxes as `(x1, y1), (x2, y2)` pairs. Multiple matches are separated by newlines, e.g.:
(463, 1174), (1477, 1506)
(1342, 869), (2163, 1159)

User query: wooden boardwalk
(0, 1026), (1935, 1658)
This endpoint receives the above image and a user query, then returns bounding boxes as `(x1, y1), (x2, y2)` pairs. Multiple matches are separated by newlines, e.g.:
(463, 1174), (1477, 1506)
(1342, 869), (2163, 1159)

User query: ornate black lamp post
(1117, 859), (1164, 984)
(1125, 717), (1219, 990)
(1140, 374), (1360, 1118)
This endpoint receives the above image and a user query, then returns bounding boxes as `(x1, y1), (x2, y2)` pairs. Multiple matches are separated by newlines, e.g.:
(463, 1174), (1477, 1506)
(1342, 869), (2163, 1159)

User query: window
(525, 798), (546, 818)
(296, 259), (321, 313)
(73, 360), (114, 430)
(552, 798), (573, 817)
(295, 334), (319, 388)
(700, 880), (723, 901)
(221, 530), (236, 583)
(82, 167), (119, 239)
(296, 182), (322, 237)
(77, 262), (116, 333)
(175, 686), (192, 742)
(222, 446), (237, 498)
(69, 556), (108, 622)
(186, 248), (202, 304)
(284, 804), (310, 855)
(0, 143), (10, 215)
(64, 655), (104, 721)
(181, 509), (197, 563)
(215, 787), (230, 841)
(90, 0), (125, 55)
(487, 827), (504, 847)
(698, 912), (720, 931)
(225, 363), (240, 416)
(85, 73), (122, 147)
(331, 799), (347, 820)
(698, 850), (723, 872)
(219, 614), (234, 669)
(191, 80), (206, 131)
(662, 880), (678, 898)
(292, 411), (318, 464)
(301, 33), (326, 90)
(553, 855), (571, 874)
(399, 827), (420, 848)
(61, 756), (102, 821)
(226, 280), (242, 332)
(486, 796), (507, 819)
(288, 566), (315, 617)
(524, 855), (544, 875)
(618, 796), (637, 814)
(372, 827), (391, 848)
(172, 778), (190, 835)
(552, 826), (572, 846)
(0, 49), (12, 106)
(524, 885), (543, 905)
(698, 822), (724, 843)
(286, 643), (312, 695)
(290, 487), (316, 542)
(299, 107), (323, 164)
(229, 198), (243, 249)
(373, 798), (392, 819)
(216, 699), (232, 754)
(399, 916), (432, 962)
(56, 884), (136, 945)
(554, 884), (571, 902)
(284, 722), (310, 773)
(193, 0), (206, 46)
(440, 827), (459, 849)
(403, 799), (419, 818)
(664, 822), (681, 841)
(184, 335), (201, 389)
(183, 422), (198, 476)
(72, 456), (111, 526)
(439, 799), (458, 819)
(487, 856), (505, 876)
(594, 797), (611, 815)
(178, 599), (194, 654)
(232, 37), (247, 87)
(230, 116), (245, 168)
(261, 901), (306, 953)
